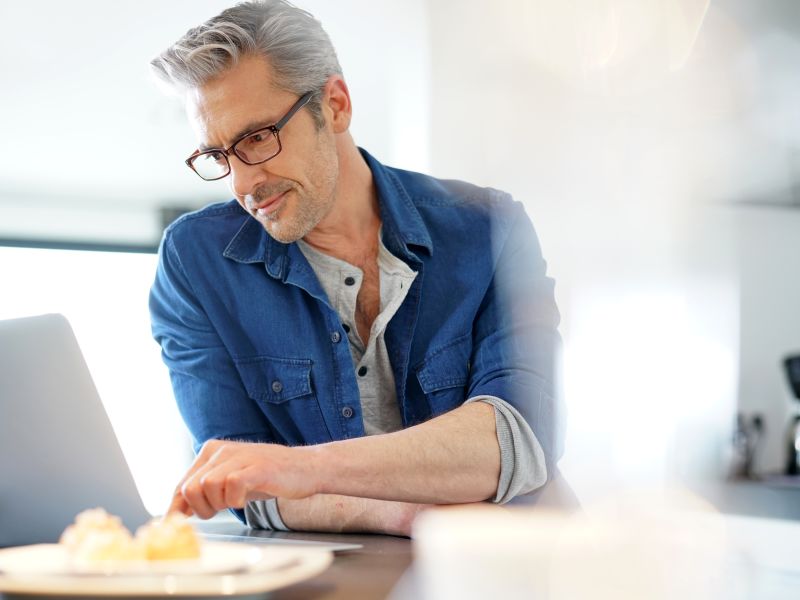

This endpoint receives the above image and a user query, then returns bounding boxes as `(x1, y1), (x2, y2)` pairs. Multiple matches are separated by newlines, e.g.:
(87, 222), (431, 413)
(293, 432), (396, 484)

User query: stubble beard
(255, 176), (337, 244)
(266, 141), (339, 243)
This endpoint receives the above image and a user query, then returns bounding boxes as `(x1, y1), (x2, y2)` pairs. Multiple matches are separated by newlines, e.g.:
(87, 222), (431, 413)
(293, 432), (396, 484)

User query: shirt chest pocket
(414, 334), (472, 416)
(234, 356), (314, 404)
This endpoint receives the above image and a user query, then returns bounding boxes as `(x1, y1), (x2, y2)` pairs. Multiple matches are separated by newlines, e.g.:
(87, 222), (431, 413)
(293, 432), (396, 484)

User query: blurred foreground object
(413, 487), (800, 600)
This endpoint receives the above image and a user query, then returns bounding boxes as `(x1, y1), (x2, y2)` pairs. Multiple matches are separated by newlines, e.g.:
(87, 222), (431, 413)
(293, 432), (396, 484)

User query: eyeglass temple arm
(274, 91), (314, 132)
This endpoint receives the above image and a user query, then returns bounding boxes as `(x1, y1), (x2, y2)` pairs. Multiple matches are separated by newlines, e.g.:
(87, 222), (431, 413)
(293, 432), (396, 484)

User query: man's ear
(322, 75), (352, 133)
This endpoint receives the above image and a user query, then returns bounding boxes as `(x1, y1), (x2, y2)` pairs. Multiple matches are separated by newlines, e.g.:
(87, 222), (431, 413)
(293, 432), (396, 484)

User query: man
(150, 0), (563, 536)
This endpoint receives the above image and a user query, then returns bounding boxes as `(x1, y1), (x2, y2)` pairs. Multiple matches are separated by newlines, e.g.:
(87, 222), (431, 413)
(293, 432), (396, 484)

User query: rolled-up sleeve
(245, 499), (291, 531)
(465, 395), (547, 503)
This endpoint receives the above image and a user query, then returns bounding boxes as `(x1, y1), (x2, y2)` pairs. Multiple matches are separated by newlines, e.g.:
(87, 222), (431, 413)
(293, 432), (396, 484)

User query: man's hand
(168, 439), (320, 519)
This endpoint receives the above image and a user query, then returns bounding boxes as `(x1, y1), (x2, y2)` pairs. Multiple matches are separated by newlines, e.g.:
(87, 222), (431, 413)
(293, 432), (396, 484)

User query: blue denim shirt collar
(221, 148), (433, 278)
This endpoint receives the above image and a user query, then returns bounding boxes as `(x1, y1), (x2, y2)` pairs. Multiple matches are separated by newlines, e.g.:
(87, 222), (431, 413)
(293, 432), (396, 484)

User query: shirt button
(342, 406), (354, 418)
(331, 331), (341, 343)
(271, 380), (283, 393)
(358, 366), (368, 377)
(344, 276), (356, 286)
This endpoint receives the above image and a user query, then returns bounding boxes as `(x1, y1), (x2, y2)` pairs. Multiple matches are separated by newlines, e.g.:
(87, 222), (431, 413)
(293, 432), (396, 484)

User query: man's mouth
(248, 189), (289, 217)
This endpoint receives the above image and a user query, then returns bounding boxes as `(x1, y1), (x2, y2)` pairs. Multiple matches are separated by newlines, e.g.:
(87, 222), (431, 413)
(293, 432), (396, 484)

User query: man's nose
(228, 156), (269, 198)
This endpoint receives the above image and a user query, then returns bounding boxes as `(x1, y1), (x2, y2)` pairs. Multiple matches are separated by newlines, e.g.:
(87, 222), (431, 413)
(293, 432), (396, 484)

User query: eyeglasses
(185, 91), (314, 181)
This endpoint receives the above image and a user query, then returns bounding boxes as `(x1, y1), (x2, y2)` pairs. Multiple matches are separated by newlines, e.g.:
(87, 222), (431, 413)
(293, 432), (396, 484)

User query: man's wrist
(295, 442), (335, 497)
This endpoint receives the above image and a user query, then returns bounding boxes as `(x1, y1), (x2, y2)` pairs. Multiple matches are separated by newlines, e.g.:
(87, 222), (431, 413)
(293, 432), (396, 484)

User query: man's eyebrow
(199, 118), (277, 152)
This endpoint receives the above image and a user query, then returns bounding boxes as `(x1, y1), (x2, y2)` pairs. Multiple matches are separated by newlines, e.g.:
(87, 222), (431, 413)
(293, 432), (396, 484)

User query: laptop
(0, 314), (361, 551)
(0, 313), (151, 546)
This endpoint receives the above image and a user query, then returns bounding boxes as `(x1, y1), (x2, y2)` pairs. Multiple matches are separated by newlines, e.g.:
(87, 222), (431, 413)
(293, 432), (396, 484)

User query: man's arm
(247, 396), (546, 535)
(317, 401), (499, 503)
(169, 401), (500, 517)
(275, 495), (430, 537)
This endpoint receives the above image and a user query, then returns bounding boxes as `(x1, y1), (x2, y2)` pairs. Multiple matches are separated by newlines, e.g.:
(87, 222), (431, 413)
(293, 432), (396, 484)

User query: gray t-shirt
(245, 233), (546, 531)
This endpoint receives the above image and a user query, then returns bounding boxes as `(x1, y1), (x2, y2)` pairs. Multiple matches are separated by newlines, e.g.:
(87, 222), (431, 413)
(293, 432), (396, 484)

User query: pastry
(60, 508), (201, 562)
(135, 512), (201, 560)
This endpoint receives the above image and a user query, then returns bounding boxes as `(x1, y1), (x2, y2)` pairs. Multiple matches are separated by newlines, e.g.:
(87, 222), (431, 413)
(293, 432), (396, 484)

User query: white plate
(0, 543), (333, 596)
(0, 542), (264, 576)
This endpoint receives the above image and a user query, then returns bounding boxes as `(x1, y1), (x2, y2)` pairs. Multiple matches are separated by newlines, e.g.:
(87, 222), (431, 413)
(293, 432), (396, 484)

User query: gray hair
(150, 0), (342, 128)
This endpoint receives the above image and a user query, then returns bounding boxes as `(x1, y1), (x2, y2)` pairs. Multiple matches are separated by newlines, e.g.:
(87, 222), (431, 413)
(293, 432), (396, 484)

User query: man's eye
(248, 133), (266, 144)
(207, 151), (226, 165)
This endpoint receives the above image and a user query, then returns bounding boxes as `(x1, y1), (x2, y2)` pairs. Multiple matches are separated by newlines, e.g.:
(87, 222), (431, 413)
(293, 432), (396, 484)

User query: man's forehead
(184, 55), (290, 148)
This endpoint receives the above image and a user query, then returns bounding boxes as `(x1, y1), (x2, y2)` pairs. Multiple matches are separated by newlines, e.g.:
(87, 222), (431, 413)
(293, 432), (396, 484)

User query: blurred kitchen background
(1, 0), (798, 515)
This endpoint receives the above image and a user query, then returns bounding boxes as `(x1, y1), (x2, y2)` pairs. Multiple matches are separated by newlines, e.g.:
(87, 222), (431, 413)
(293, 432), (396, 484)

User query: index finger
(166, 489), (193, 517)
(165, 440), (224, 516)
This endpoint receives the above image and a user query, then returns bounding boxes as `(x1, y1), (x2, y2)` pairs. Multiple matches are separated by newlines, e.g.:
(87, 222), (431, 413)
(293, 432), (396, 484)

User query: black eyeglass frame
(185, 91), (314, 181)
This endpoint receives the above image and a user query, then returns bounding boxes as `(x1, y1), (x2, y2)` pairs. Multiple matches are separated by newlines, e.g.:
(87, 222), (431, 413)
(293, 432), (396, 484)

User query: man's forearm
(307, 401), (501, 504)
(169, 402), (501, 517)
(275, 495), (428, 537)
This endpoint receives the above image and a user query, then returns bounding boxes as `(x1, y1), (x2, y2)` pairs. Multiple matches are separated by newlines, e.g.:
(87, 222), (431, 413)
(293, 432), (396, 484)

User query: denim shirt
(150, 149), (564, 485)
